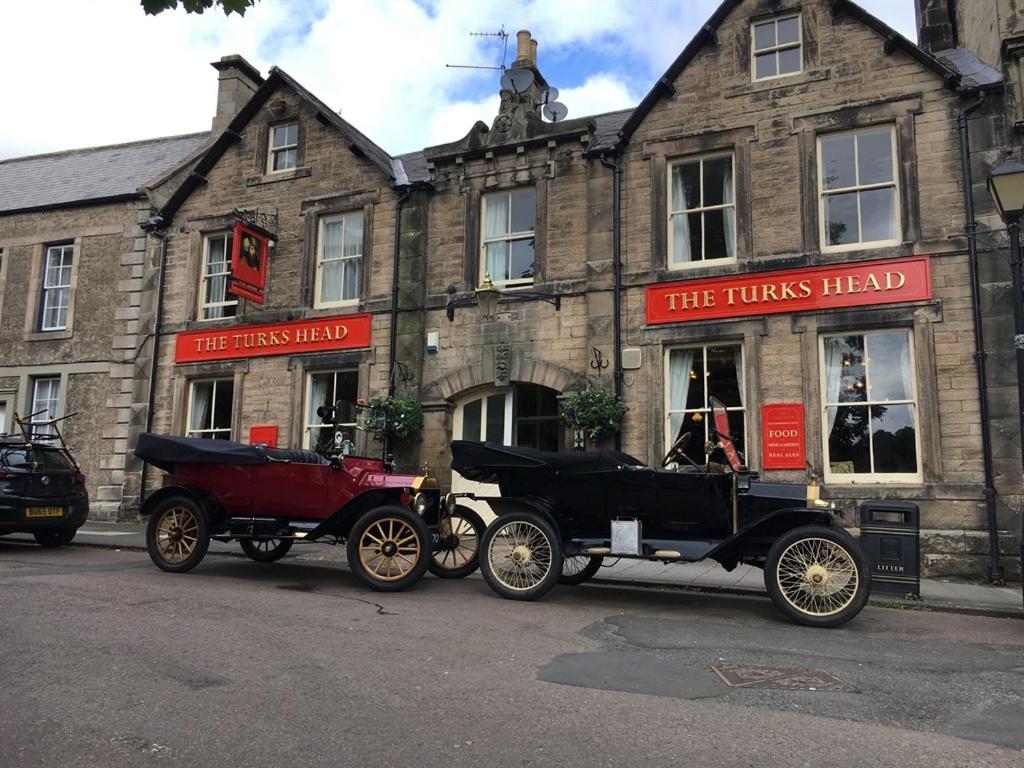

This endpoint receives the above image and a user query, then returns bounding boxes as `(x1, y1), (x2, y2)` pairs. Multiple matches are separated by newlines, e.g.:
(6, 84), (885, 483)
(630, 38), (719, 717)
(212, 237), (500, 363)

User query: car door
(654, 469), (727, 538)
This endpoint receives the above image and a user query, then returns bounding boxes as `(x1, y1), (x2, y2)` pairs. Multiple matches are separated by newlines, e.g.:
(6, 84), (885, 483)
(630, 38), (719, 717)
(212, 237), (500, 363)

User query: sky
(0, 0), (918, 161)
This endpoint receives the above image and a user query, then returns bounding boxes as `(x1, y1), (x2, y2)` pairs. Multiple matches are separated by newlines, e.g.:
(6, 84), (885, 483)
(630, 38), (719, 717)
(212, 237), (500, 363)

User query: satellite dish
(500, 67), (535, 94)
(536, 86), (559, 106)
(543, 101), (568, 122)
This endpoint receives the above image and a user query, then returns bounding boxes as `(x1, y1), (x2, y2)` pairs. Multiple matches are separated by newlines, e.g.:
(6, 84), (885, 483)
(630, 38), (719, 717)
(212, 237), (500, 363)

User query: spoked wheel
(33, 527), (77, 548)
(240, 537), (294, 563)
(146, 496), (209, 573)
(764, 525), (870, 628)
(346, 506), (430, 592)
(559, 555), (603, 585)
(429, 505), (484, 579)
(479, 512), (561, 601)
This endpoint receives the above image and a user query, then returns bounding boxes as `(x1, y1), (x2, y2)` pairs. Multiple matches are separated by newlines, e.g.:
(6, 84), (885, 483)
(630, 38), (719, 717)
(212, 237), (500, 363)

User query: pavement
(17, 520), (1023, 616)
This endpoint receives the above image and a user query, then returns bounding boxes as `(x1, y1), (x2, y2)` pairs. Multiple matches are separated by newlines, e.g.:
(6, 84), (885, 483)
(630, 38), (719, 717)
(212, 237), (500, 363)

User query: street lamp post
(987, 157), (1024, 593)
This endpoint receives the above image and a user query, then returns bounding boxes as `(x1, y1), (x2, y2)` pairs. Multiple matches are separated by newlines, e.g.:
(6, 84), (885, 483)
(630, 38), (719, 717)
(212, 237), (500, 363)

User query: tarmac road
(1, 539), (1022, 768)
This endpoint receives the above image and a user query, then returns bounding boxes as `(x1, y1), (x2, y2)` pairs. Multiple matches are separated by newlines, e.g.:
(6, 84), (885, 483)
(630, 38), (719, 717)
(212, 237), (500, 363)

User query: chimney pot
(515, 30), (532, 65)
(530, 39), (538, 67)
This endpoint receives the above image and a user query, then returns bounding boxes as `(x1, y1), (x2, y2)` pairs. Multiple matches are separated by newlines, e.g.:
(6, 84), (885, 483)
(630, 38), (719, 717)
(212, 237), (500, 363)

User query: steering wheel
(662, 430), (703, 470)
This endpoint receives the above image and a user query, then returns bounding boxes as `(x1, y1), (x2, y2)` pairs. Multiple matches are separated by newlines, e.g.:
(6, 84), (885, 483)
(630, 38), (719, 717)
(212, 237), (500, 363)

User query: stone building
(0, 133), (208, 518)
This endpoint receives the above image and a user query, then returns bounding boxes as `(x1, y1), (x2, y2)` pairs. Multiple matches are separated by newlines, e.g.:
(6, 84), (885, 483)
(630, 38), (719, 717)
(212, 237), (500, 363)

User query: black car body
(453, 398), (871, 627)
(0, 439), (89, 547)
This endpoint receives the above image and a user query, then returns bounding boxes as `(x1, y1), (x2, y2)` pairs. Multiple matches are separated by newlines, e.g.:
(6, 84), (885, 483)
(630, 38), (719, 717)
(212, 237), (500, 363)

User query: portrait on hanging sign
(229, 221), (271, 304)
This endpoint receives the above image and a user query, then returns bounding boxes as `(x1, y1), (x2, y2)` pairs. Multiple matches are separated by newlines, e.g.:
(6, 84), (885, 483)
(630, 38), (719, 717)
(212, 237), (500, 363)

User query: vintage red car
(135, 433), (483, 591)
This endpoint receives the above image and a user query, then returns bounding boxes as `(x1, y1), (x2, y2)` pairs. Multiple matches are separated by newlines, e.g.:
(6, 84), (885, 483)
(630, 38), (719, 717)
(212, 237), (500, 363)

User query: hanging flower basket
(366, 397), (424, 442)
(560, 386), (628, 444)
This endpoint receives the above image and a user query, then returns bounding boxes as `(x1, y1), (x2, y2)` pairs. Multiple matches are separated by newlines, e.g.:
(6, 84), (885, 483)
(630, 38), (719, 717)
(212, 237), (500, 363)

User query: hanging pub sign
(646, 256), (931, 325)
(229, 221), (272, 304)
(174, 313), (372, 364)
(761, 403), (806, 470)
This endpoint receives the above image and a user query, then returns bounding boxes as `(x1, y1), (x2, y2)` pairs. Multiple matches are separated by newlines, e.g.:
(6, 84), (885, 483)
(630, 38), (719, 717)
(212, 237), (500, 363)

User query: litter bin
(859, 501), (920, 599)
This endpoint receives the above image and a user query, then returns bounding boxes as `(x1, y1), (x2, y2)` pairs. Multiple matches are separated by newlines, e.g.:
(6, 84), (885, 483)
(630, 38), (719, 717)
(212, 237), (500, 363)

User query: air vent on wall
(622, 348), (642, 370)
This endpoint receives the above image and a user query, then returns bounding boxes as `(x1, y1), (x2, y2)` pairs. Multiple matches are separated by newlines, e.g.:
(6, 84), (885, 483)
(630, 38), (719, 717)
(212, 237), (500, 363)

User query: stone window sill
(246, 167), (312, 187)
(24, 329), (73, 342)
(723, 68), (830, 99)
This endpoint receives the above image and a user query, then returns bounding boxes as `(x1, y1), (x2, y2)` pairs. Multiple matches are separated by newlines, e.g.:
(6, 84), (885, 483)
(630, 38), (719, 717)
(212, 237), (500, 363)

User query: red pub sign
(646, 256), (931, 325)
(761, 403), (806, 470)
(175, 313), (372, 364)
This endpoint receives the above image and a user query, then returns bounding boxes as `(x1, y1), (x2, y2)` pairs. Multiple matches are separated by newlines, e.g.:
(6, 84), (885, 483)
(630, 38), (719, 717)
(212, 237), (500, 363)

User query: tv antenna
(446, 27), (510, 72)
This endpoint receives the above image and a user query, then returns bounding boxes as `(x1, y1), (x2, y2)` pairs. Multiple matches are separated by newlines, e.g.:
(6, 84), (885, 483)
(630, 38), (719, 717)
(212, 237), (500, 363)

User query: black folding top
(135, 433), (268, 471)
(450, 440), (642, 484)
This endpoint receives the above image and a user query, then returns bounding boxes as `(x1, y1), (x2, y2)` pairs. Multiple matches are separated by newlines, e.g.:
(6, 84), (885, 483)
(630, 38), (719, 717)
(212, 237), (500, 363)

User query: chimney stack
(514, 29), (538, 68)
(210, 54), (264, 135)
(914, 0), (958, 53)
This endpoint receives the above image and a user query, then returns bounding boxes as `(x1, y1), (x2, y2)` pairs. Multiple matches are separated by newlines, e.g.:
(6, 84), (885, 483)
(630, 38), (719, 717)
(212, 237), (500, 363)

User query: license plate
(25, 506), (64, 519)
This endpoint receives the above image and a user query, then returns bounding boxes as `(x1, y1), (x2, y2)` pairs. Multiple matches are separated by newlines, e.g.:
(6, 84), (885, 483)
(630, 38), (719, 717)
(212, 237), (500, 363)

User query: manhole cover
(711, 663), (856, 692)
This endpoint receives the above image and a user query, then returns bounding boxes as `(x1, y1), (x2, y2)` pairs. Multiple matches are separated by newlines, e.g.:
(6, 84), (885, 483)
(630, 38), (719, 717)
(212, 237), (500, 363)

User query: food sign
(761, 403), (806, 470)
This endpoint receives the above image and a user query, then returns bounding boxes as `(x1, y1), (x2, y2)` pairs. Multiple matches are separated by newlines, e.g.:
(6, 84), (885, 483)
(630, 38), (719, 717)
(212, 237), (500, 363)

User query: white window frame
(268, 122), (299, 173)
(663, 344), (745, 461)
(302, 369), (359, 449)
(819, 330), (922, 485)
(314, 212), (363, 309)
(186, 379), (234, 440)
(817, 125), (901, 253)
(30, 377), (60, 436)
(198, 231), (237, 321)
(667, 152), (737, 269)
(40, 244), (73, 331)
(751, 14), (802, 82)
(454, 388), (514, 444)
(480, 189), (536, 288)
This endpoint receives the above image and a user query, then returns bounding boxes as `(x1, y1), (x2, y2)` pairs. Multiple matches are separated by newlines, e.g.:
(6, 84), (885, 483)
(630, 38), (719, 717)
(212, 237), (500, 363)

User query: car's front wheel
(240, 537), (293, 562)
(146, 496), (209, 573)
(559, 555), (602, 585)
(429, 505), (484, 579)
(764, 525), (870, 628)
(479, 512), (561, 601)
(346, 506), (431, 592)
(33, 527), (77, 548)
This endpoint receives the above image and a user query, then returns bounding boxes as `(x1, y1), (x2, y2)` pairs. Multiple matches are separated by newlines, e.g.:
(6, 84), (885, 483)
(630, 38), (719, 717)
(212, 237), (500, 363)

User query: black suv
(0, 439), (89, 547)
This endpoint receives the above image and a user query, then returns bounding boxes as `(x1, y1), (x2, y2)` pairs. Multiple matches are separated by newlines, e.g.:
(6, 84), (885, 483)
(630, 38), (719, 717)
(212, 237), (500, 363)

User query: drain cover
(711, 663), (856, 692)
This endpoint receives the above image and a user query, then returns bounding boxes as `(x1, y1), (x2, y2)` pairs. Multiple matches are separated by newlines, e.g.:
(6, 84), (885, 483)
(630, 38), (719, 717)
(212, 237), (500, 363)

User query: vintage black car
(452, 398), (870, 627)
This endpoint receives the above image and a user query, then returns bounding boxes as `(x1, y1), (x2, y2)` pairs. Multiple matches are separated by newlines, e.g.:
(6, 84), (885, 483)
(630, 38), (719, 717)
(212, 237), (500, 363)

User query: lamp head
(988, 157), (1024, 224)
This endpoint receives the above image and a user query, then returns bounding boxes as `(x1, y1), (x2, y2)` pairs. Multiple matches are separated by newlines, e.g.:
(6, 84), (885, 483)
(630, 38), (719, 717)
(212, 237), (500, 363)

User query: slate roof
(934, 48), (1004, 89)
(590, 108), (633, 152)
(0, 132), (210, 214)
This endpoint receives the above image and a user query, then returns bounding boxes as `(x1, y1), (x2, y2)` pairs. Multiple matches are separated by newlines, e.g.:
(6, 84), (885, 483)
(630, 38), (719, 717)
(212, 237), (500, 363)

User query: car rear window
(0, 446), (75, 471)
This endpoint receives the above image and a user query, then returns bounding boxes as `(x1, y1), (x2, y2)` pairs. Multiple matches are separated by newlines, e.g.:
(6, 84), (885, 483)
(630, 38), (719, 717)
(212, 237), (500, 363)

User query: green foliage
(366, 397), (424, 443)
(560, 386), (628, 443)
(142, 0), (257, 16)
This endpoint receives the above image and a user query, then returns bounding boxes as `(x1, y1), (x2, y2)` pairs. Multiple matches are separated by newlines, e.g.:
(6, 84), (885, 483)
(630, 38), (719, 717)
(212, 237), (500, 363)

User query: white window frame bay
(818, 125), (901, 253)
(663, 344), (745, 464)
(40, 244), (74, 331)
(480, 188), (536, 287)
(751, 14), (802, 82)
(199, 232), (237, 321)
(667, 152), (737, 269)
(268, 122), (299, 173)
(186, 379), (234, 440)
(30, 376), (61, 436)
(315, 211), (364, 309)
(819, 329), (922, 484)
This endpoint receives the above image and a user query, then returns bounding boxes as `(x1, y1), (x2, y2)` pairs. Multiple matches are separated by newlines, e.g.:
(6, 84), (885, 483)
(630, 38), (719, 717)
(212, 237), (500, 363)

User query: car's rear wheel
(240, 537), (293, 562)
(33, 527), (77, 548)
(146, 496), (209, 573)
(429, 505), (484, 579)
(559, 555), (602, 585)
(479, 512), (561, 601)
(346, 506), (431, 592)
(764, 525), (870, 628)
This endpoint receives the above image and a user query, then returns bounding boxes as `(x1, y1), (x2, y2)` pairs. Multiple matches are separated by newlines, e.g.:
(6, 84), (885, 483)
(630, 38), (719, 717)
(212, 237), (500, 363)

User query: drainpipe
(958, 91), (1004, 584)
(599, 153), (624, 451)
(385, 186), (412, 465)
(138, 225), (169, 505)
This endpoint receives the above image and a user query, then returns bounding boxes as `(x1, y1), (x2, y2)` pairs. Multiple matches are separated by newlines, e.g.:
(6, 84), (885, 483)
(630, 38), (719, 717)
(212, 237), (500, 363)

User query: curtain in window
(723, 171), (736, 260)
(670, 168), (691, 264)
(189, 384), (212, 434)
(824, 338), (845, 436)
(732, 346), (744, 405)
(483, 195), (510, 281)
(319, 219), (343, 303)
(342, 214), (363, 301)
(668, 350), (695, 441)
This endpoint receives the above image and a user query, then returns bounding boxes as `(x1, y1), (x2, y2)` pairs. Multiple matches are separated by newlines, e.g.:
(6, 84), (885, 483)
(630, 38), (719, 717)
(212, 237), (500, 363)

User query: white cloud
(0, 0), (921, 160)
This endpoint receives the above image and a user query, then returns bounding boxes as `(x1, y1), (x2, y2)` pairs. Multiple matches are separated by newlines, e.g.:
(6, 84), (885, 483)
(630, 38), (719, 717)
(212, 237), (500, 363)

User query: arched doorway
(451, 382), (561, 519)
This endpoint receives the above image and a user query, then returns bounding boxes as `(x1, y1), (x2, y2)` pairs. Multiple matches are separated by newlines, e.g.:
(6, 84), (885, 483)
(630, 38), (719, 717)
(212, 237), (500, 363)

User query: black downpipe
(958, 92), (1004, 584)
(600, 154), (624, 451)
(139, 227), (169, 504)
(385, 187), (412, 463)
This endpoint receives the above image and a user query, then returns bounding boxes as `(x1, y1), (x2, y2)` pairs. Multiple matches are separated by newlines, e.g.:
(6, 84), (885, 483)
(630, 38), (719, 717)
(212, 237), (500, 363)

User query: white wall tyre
(479, 512), (561, 601)
(764, 525), (870, 628)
